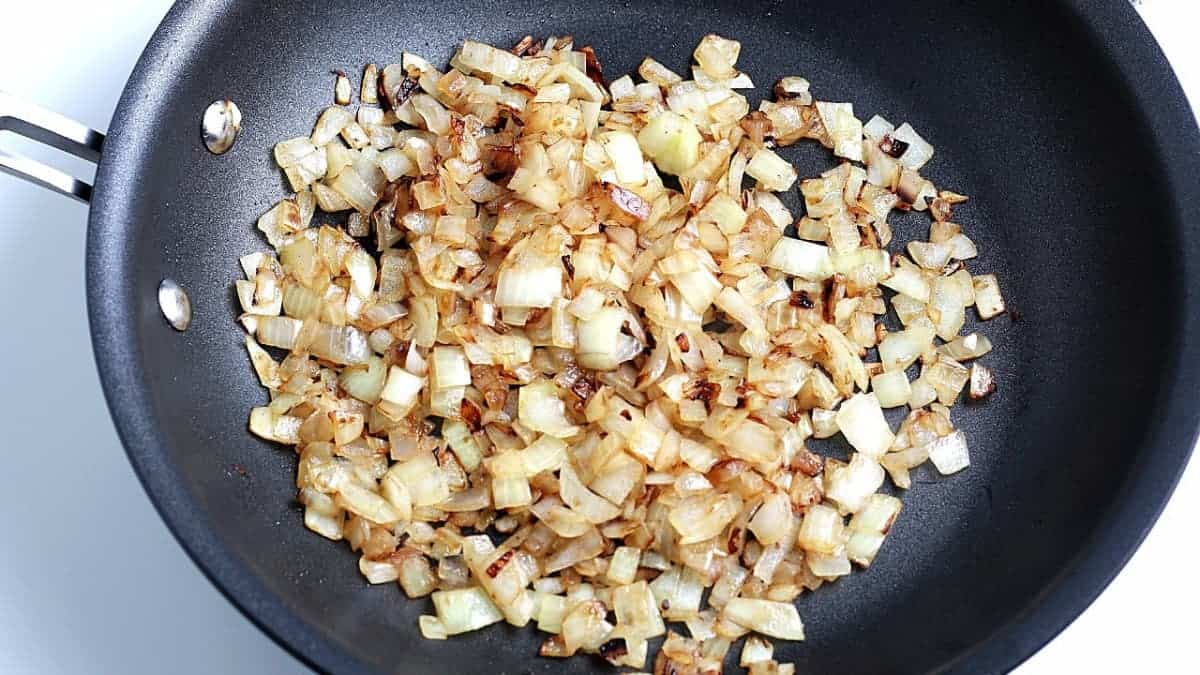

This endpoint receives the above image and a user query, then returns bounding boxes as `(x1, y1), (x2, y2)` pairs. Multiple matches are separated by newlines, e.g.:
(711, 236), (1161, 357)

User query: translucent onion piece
(972, 274), (1006, 319)
(379, 366), (426, 418)
(815, 101), (863, 162)
(927, 430), (970, 475)
(723, 598), (805, 641)
(495, 265), (562, 308)
(796, 503), (844, 555)
(638, 112), (702, 176)
(432, 587), (505, 635)
(745, 148), (798, 192)
(607, 547), (641, 586)
(668, 492), (742, 545)
(518, 380), (580, 438)
(939, 332), (993, 361)
(892, 122), (934, 170)
(310, 325), (371, 365)
(870, 370), (912, 408)
(559, 463), (621, 523)
(599, 130), (647, 186)
(835, 394), (894, 459)
(765, 238), (833, 280)
(824, 453), (885, 514)
(747, 492), (794, 546)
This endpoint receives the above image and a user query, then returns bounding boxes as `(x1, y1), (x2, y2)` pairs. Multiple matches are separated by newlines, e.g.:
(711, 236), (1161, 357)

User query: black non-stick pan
(4, 0), (1199, 673)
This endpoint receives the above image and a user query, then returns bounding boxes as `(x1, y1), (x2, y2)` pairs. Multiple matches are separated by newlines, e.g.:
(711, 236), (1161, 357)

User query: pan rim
(84, 1), (1200, 673)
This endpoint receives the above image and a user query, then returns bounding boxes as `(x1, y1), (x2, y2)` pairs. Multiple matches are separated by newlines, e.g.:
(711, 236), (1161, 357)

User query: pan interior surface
(86, 1), (1200, 673)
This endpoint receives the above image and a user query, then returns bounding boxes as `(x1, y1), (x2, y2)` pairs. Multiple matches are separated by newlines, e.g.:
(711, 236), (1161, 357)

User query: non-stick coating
(86, 1), (1200, 673)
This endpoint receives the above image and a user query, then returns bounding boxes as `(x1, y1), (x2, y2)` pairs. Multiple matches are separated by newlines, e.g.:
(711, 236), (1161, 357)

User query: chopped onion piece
(639, 57), (683, 87)
(871, 370), (911, 408)
(892, 123), (934, 169)
(881, 263), (931, 302)
(607, 546), (641, 586)
(972, 274), (1006, 319)
(850, 493), (902, 534)
(599, 130), (647, 186)
(432, 346), (472, 389)
(806, 550), (852, 578)
(379, 366), (425, 418)
(519, 380), (580, 438)
(797, 504), (844, 555)
(879, 323), (936, 372)
(927, 430), (970, 475)
(765, 238), (834, 280)
(939, 332), (993, 361)
(693, 35), (741, 80)
(387, 452), (449, 507)
(824, 453), (885, 514)
(815, 102), (863, 162)
(612, 580), (666, 638)
(969, 363), (996, 400)
(419, 615), (448, 640)
(929, 276), (966, 340)
(748, 492), (794, 546)
(310, 324), (371, 365)
(835, 394), (894, 459)
(577, 306), (641, 371)
(560, 462), (621, 523)
(495, 265), (562, 308)
(638, 112), (702, 176)
(863, 115), (894, 140)
(723, 599), (805, 641)
(254, 316), (304, 350)
(669, 492), (742, 545)
(741, 636), (775, 666)
(746, 148), (798, 192)
(312, 106), (354, 145)
(432, 587), (505, 635)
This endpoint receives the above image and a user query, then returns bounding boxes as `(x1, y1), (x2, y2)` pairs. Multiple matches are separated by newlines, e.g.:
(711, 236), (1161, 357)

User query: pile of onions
(237, 32), (1005, 672)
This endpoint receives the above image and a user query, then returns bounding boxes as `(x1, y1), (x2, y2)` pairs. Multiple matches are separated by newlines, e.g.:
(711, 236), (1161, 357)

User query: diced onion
(638, 112), (702, 176)
(878, 324), (935, 372)
(606, 546), (641, 586)
(815, 101), (863, 162)
(432, 587), (505, 635)
(599, 130), (647, 186)
(379, 366), (425, 418)
(972, 274), (1006, 319)
(518, 380), (580, 438)
(765, 238), (833, 280)
(747, 492), (794, 546)
(870, 370), (911, 408)
(940, 332), (993, 361)
(927, 430), (970, 475)
(835, 394), (894, 459)
(669, 492), (742, 545)
(892, 123), (934, 170)
(239, 32), (1006, 668)
(495, 265), (562, 309)
(824, 453), (885, 514)
(723, 599), (805, 641)
(746, 148), (798, 192)
(419, 615), (448, 640)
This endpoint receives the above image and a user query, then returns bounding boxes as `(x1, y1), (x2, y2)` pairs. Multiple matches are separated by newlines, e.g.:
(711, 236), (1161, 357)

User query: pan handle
(0, 91), (105, 204)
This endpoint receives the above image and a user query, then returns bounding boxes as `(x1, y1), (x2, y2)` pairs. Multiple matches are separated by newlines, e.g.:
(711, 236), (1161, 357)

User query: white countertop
(1, 1), (1196, 673)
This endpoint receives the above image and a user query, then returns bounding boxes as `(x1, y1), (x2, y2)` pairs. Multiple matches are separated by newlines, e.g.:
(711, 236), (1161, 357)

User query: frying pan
(3, 0), (1198, 672)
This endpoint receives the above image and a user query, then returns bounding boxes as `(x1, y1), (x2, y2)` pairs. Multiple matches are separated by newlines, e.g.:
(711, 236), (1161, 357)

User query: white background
(1, 1), (1196, 673)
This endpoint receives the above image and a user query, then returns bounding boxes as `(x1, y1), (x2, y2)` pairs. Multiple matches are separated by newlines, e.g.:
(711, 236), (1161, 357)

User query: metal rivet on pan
(158, 279), (192, 331)
(202, 99), (241, 154)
